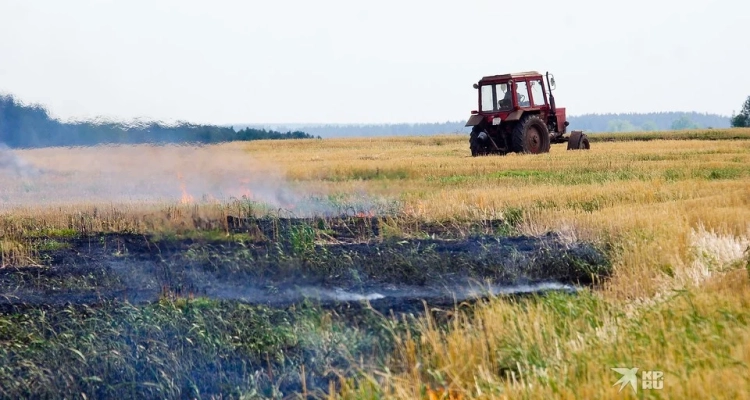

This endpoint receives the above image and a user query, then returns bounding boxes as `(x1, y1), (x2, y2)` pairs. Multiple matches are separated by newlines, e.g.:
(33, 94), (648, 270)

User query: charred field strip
(0, 215), (612, 398)
(1, 216), (610, 311)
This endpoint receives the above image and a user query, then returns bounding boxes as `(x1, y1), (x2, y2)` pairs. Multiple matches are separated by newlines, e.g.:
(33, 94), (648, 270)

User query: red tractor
(465, 71), (590, 156)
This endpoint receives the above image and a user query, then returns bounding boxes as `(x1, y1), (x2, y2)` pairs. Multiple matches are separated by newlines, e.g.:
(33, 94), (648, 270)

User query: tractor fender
(504, 110), (524, 122)
(465, 114), (484, 127)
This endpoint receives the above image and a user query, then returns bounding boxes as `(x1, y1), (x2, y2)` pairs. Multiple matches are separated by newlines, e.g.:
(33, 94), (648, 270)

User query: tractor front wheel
(511, 115), (551, 154)
(469, 126), (490, 157)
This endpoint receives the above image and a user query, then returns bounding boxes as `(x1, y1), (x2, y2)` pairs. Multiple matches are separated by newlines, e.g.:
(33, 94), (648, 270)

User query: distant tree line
(0, 94), (319, 149)
(4, 92), (742, 147)
(237, 111), (732, 138)
(236, 121), (470, 138)
(731, 96), (750, 128)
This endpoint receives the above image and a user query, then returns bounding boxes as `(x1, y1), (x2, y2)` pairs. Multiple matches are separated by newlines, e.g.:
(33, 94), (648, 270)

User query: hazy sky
(1, 0), (748, 125)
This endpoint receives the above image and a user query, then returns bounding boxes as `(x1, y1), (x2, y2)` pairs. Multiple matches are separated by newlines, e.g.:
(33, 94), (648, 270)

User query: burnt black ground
(0, 217), (610, 314)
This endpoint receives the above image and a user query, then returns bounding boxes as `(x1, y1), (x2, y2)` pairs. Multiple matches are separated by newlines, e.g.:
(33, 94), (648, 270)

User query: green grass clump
(26, 228), (79, 239)
(323, 167), (413, 182)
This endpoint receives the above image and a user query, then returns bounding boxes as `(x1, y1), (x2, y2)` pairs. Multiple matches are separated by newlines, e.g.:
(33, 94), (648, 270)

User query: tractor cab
(466, 71), (563, 134)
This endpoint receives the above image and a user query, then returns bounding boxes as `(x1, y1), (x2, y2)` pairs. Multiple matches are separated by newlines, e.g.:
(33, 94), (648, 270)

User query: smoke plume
(0, 142), (390, 216)
(0, 143), (43, 178)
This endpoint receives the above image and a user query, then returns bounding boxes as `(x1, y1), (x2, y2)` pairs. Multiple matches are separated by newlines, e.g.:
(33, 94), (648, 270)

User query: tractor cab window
(496, 83), (512, 110)
(480, 83), (513, 112)
(480, 85), (494, 112)
(530, 79), (546, 107)
(515, 81), (530, 107)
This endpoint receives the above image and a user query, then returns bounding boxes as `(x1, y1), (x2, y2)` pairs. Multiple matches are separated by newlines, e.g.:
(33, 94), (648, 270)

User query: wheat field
(1, 129), (750, 398)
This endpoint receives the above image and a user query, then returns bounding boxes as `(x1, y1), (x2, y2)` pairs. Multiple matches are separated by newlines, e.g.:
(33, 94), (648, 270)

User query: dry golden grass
(2, 133), (750, 398)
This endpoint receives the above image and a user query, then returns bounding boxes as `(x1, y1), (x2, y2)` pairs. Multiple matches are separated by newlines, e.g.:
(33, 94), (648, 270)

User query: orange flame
(426, 388), (463, 400)
(233, 178), (255, 200)
(177, 173), (194, 204)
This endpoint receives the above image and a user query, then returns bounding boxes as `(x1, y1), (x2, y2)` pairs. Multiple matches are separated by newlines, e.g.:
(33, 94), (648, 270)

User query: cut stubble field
(1, 128), (750, 399)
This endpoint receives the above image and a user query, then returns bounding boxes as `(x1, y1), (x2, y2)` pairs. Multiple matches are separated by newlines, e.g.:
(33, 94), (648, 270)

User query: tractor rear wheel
(511, 115), (551, 154)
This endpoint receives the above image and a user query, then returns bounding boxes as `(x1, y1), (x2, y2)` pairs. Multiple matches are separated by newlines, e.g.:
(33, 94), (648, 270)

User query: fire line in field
(177, 173), (194, 204)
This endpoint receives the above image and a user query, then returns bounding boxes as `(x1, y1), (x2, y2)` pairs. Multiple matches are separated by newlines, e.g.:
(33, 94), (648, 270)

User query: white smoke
(0, 143), (395, 216)
(0, 143), (43, 178)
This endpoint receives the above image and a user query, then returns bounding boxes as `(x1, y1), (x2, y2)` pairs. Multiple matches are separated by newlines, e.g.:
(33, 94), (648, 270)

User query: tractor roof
(479, 71), (542, 82)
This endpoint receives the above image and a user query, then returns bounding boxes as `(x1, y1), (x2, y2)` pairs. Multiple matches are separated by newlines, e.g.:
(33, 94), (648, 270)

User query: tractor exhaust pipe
(545, 71), (564, 140)
(545, 71), (556, 116)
